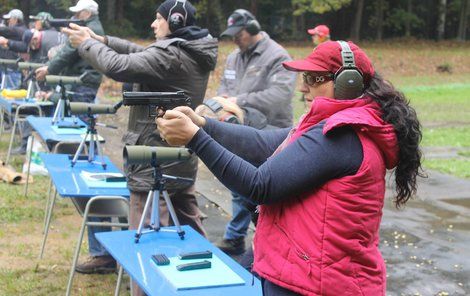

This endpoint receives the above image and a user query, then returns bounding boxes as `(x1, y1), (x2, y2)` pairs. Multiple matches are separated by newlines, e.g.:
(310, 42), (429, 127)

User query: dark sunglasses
(302, 72), (334, 86)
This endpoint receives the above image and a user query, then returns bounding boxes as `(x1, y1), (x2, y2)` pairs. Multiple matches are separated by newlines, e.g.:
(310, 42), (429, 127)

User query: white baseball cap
(69, 0), (99, 13)
(3, 9), (24, 20)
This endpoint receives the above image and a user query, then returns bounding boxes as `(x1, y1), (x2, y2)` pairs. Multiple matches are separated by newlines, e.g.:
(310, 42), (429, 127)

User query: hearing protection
(334, 41), (364, 99)
(168, 0), (188, 33)
(234, 9), (261, 36)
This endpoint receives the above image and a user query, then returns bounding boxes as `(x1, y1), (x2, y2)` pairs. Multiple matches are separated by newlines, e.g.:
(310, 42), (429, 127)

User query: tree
(405, 0), (412, 37)
(292, 0), (352, 15)
(106, 0), (116, 23)
(373, 0), (386, 41)
(457, 0), (469, 41)
(437, 0), (447, 40)
(350, 0), (364, 40)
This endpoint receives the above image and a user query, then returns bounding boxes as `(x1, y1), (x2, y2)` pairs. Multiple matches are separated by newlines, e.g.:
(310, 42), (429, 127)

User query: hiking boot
(75, 255), (116, 274)
(216, 237), (246, 255)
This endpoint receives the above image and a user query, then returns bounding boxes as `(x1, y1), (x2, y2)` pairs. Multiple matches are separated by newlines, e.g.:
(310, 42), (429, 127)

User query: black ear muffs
(334, 41), (364, 100)
(245, 19), (260, 35)
(234, 9), (261, 35)
(168, 0), (188, 33)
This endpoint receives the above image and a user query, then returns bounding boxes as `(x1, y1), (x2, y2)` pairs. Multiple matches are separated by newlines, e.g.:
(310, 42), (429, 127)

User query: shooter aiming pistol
(122, 91), (191, 117)
(47, 19), (86, 29)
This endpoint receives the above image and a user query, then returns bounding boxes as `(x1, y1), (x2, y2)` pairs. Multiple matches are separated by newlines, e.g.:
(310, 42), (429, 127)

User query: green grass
(402, 83), (470, 125)
(422, 127), (470, 147)
(424, 158), (470, 179)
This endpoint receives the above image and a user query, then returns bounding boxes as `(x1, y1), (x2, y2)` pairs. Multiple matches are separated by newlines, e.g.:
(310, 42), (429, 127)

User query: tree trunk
(291, 2), (299, 39)
(250, 0), (258, 16)
(437, 0), (447, 41)
(107, 0), (116, 23)
(375, 0), (384, 41)
(116, 0), (125, 21)
(405, 0), (412, 37)
(350, 0), (365, 41)
(457, 0), (469, 41)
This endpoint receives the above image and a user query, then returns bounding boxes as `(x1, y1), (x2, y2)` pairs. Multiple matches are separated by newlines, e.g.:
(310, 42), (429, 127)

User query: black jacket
(0, 23), (27, 59)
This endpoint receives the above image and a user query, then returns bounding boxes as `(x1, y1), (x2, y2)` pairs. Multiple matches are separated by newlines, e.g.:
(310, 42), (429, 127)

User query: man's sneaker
(216, 237), (246, 255)
(10, 147), (26, 155)
(75, 255), (116, 274)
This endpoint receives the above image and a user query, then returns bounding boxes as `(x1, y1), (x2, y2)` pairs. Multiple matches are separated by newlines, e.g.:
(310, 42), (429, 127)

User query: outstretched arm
(157, 110), (363, 205)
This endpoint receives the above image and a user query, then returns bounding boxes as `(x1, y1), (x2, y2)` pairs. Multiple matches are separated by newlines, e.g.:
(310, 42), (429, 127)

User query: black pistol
(48, 19), (86, 29)
(122, 91), (192, 117)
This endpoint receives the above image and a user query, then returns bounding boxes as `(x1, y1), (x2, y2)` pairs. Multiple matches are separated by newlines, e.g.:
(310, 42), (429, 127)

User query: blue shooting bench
(96, 226), (262, 296)
(39, 153), (130, 295)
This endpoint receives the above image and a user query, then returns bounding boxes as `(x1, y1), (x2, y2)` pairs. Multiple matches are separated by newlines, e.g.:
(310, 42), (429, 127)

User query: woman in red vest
(157, 41), (424, 296)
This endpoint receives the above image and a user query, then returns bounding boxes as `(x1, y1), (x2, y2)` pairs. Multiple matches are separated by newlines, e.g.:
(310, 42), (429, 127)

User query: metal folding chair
(65, 195), (129, 296)
(40, 142), (87, 236)
(5, 104), (42, 164)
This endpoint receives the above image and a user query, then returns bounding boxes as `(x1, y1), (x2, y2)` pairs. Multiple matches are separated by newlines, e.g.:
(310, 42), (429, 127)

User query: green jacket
(47, 15), (104, 89)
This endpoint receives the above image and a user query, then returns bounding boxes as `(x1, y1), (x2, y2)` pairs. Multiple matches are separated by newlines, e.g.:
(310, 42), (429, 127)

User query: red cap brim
(282, 59), (328, 72)
(307, 29), (317, 35)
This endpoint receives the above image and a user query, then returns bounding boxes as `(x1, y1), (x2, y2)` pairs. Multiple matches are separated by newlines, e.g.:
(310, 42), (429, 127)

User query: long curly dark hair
(365, 73), (425, 208)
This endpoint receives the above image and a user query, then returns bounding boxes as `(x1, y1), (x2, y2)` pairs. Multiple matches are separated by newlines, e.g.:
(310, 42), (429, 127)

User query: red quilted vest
(253, 96), (399, 296)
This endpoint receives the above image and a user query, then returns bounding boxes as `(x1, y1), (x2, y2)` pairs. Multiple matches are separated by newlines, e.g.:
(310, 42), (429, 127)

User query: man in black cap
(63, 0), (217, 294)
(215, 9), (296, 256)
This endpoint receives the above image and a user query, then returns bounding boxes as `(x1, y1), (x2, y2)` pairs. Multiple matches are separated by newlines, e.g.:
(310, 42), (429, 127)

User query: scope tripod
(71, 111), (106, 169)
(135, 156), (193, 243)
(23, 69), (41, 99)
(51, 81), (77, 125)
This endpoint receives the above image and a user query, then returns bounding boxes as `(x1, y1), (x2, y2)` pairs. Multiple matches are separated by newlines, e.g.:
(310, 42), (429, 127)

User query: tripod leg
(71, 134), (88, 166)
(135, 190), (154, 243)
(162, 190), (185, 239)
(88, 133), (95, 162)
(150, 190), (160, 231)
(95, 134), (106, 169)
(52, 99), (62, 124)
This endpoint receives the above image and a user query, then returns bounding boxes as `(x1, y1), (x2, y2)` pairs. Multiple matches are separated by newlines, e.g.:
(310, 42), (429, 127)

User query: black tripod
(51, 80), (71, 124)
(135, 155), (193, 243)
(71, 111), (106, 169)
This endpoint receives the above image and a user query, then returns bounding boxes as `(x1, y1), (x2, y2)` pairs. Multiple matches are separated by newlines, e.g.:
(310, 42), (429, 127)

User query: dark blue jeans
(224, 192), (257, 240)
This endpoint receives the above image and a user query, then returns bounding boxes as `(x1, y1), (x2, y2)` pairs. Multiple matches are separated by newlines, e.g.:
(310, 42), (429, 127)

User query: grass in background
(424, 159), (470, 179)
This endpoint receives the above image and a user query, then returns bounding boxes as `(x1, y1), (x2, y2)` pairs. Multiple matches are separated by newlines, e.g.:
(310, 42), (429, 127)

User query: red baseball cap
(308, 25), (330, 37)
(283, 41), (375, 83)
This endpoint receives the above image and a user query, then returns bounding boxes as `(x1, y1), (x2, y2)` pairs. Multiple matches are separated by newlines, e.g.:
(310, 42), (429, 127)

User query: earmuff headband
(337, 41), (356, 69)
(169, 0), (187, 27)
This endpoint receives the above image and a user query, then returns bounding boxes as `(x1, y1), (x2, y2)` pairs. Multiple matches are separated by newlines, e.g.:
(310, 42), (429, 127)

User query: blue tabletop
(0, 96), (53, 113)
(27, 116), (87, 144)
(96, 226), (262, 296)
(40, 153), (130, 198)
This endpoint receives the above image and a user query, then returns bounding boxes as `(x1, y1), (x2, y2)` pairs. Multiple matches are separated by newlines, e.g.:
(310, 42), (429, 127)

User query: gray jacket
(217, 32), (296, 128)
(78, 34), (218, 192)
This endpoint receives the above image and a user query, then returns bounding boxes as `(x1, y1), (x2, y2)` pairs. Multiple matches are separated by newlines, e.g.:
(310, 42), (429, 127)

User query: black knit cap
(157, 0), (196, 26)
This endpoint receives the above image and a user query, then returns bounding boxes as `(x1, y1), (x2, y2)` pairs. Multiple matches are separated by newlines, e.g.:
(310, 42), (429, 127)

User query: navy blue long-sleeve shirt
(187, 118), (363, 204)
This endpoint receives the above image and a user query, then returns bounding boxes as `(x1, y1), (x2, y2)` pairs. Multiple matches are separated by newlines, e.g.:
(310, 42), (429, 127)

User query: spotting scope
(124, 146), (192, 166)
(45, 74), (84, 85)
(18, 62), (45, 71)
(67, 101), (122, 115)
(0, 58), (19, 69)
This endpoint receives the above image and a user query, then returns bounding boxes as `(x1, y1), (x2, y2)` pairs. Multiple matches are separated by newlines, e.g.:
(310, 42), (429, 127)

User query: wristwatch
(204, 98), (240, 124)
